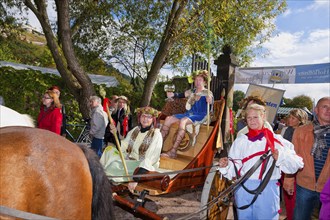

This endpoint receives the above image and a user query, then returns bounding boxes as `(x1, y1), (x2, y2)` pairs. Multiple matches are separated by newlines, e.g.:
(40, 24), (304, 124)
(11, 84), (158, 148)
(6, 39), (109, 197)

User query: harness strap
(239, 137), (274, 179)
(179, 151), (273, 220)
(0, 205), (58, 220)
(232, 144), (276, 209)
(258, 143), (270, 179)
(237, 151), (266, 176)
(235, 159), (276, 210)
(241, 151), (266, 164)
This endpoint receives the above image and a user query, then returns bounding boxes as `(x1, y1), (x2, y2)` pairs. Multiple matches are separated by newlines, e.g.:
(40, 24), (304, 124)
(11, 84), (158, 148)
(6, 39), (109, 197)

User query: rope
(175, 151), (273, 220)
(107, 165), (214, 179)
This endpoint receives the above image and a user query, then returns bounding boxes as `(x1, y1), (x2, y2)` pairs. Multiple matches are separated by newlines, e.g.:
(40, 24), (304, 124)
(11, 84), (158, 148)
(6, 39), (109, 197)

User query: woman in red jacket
(37, 90), (62, 135)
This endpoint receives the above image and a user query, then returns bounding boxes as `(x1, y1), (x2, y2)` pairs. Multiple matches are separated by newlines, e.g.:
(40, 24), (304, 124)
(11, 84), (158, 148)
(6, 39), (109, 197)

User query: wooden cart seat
(159, 99), (223, 159)
(159, 154), (193, 171)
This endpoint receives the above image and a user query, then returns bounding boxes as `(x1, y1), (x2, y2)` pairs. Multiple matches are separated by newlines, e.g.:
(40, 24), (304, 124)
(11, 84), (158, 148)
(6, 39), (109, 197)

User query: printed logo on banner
(235, 62), (329, 84)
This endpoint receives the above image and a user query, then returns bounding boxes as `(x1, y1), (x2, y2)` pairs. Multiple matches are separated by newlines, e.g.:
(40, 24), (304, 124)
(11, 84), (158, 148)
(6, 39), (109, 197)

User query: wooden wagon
(111, 97), (231, 219)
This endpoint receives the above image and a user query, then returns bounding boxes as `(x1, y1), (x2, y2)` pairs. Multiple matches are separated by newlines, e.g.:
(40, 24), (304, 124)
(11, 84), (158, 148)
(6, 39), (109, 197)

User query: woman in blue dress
(160, 70), (213, 158)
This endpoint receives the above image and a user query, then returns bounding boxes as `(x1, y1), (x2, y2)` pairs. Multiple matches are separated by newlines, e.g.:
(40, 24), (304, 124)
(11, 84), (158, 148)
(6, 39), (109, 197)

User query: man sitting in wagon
(160, 70), (214, 158)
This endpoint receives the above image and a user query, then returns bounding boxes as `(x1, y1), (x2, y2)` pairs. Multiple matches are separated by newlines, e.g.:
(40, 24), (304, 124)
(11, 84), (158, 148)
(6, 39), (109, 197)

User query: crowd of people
(230, 95), (330, 220)
(30, 70), (329, 220)
(219, 103), (304, 219)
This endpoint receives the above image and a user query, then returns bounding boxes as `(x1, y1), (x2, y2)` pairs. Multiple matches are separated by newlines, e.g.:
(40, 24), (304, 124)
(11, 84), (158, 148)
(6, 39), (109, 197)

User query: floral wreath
(135, 106), (159, 117)
(188, 70), (211, 84)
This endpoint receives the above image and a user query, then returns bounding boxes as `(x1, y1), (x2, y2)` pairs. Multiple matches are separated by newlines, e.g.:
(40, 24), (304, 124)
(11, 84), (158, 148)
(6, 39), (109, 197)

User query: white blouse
(121, 127), (163, 171)
(219, 132), (304, 181)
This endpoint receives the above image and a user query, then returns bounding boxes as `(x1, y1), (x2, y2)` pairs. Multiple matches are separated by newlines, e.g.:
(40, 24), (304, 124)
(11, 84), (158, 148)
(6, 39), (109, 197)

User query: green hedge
(0, 66), (171, 126)
(0, 66), (83, 125)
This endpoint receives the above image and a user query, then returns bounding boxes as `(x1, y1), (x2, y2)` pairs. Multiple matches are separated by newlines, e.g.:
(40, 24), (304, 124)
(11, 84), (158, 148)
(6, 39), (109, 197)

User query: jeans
(294, 184), (320, 220)
(91, 137), (103, 157)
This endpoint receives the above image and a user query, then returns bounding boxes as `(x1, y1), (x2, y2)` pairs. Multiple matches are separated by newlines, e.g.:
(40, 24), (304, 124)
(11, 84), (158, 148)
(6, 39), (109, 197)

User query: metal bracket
(133, 189), (149, 211)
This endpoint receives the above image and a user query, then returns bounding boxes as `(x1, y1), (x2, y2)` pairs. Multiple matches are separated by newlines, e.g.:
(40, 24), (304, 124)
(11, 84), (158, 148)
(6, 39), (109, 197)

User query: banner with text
(235, 63), (330, 84)
(245, 84), (285, 123)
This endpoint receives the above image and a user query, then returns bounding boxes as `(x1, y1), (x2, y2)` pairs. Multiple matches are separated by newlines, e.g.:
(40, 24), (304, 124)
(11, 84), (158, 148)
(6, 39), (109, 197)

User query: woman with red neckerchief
(218, 104), (304, 220)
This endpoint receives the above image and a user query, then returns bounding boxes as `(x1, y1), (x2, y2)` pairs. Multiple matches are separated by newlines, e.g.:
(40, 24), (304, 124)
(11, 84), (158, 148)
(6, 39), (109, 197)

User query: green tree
(0, 41), (15, 61)
(3, 0), (286, 111)
(3, 0), (98, 118)
(233, 90), (245, 112)
(106, 0), (286, 106)
(286, 95), (313, 111)
(282, 97), (292, 107)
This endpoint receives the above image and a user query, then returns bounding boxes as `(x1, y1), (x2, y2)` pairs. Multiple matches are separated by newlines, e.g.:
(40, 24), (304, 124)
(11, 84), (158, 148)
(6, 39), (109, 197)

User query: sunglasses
(141, 114), (153, 119)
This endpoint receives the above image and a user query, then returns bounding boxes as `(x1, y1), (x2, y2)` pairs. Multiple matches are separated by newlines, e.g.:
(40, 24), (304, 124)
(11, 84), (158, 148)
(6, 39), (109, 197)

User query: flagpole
(206, 10), (212, 133)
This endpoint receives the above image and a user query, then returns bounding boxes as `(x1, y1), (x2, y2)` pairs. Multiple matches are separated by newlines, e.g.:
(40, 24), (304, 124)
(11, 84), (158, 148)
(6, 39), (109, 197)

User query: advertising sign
(244, 84), (285, 123)
(235, 63), (330, 84)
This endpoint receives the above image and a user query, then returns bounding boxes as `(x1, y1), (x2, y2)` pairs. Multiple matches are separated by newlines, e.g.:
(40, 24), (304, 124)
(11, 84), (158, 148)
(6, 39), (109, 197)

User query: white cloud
(252, 28), (330, 67)
(308, 29), (330, 41)
(282, 8), (292, 17)
(247, 25), (330, 103)
(294, 0), (330, 14)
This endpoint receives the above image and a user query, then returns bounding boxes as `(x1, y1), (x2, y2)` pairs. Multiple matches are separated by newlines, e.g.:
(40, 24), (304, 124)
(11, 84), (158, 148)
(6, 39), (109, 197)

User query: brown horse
(0, 126), (115, 220)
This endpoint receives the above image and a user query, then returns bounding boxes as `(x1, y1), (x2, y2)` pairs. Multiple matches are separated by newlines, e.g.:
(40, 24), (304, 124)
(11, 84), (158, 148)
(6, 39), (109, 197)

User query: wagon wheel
(173, 129), (193, 151)
(200, 166), (231, 220)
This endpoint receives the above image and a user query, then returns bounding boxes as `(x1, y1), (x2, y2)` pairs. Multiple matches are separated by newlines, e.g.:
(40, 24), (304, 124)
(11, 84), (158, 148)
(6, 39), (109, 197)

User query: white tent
(0, 61), (119, 88)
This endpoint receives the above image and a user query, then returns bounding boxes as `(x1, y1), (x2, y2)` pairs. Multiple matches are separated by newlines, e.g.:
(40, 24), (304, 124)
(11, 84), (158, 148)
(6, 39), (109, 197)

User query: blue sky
(235, 0), (330, 103)
(278, 1), (329, 32)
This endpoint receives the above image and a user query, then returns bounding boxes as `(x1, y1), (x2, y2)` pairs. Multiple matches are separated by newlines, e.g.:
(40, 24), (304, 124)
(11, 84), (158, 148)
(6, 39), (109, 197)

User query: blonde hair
(246, 103), (266, 117)
(289, 109), (308, 125)
(44, 90), (62, 109)
(111, 95), (119, 101)
(116, 96), (131, 115)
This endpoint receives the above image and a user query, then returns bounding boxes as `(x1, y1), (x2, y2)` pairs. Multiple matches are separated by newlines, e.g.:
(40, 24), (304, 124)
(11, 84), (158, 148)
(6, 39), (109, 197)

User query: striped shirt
(314, 132), (330, 181)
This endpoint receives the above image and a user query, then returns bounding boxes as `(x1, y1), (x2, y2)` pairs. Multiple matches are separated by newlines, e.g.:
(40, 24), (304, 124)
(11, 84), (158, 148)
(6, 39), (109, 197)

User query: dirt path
(113, 187), (288, 220)
(113, 187), (204, 219)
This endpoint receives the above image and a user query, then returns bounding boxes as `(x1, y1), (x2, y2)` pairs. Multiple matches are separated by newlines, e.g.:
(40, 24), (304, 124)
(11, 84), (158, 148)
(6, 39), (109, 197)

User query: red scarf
(247, 127), (282, 153)
(247, 127), (282, 179)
